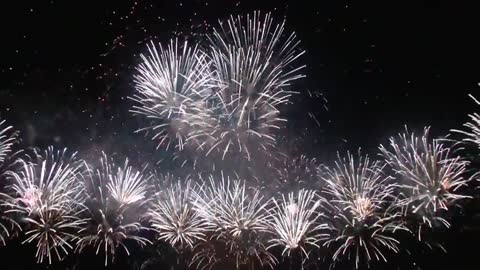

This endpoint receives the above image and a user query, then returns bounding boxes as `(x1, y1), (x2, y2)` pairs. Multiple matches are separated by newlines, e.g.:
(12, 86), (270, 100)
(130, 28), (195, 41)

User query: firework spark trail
(76, 153), (151, 266)
(0, 120), (15, 165)
(452, 94), (480, 149)
(379, 127), (472, 235)
(267, 189), (326, 258)
(205, 11), (305, 161)
(148, 179), (207, 249)
(4, 147), (85, 264)
(320, 152), (407, 269)
(190, 174), (276, 268)
(132, 38), (214, 152)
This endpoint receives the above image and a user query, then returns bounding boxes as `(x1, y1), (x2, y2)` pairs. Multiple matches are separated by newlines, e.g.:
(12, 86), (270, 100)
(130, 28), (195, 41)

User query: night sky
(1, 1), (479, 269)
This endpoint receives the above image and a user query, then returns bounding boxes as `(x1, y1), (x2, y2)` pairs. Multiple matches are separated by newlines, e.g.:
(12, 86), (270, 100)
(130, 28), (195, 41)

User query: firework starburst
(190, 174), (276, 269)
(268, 189), (326, 258)
(132, 38), (214, 152)
(4, 147), (86, 263)
(379, 127), (472, 235)
(205, 11), (305, 161)
(320, 152), (406, 268)
(148, 179), (207, 249)
(76, 153), (151, 265)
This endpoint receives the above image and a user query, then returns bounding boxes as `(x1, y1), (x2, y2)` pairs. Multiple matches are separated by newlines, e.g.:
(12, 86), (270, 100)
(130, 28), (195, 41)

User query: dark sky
(1, 1), (480, 269)
(0, 0), (479, 163)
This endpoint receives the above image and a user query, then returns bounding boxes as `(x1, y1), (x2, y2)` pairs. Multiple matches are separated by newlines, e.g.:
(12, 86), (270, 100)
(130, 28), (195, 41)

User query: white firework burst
(452, 94), (480, 149)
(148, 179), (207, 249)
(379, 127), (472, 234)
(206, 11), (305, 161)
(190, 174), (276, 269)
(132, 38), (214, 152)
(4, 147), (86, 264)
(76, 153), (151, 266)
(267, 189), (326, 258)
(320, 152), (406, 269)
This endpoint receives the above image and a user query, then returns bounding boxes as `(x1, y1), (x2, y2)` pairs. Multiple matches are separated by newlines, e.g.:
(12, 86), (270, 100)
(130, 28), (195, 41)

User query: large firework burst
(132, 38), (214, 152)
(190, 174), (276, 269)
(76, 153), (151, 265)
(320, 153), (406, 269)
(148, 179), (207, 250)
(206, 11), (305, 161)
(3, 147), (85, 264)
(379, 127), (472, 235)
(268, 189), (326, 258)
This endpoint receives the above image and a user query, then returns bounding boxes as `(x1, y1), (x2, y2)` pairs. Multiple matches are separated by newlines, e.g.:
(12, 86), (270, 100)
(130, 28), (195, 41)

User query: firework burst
(320, 152), (406, 269)
(267, 189), (326, 258)
(148, 179), (207, 249)
(3, 147), (85, 263)
(132, 38), (214, 152)
(379, 127), (472, 235)
(205, 11), (305, 161)
(76, 153), (151, 266)
(452, 94), (480, 149)
(190, 174), (276, 269)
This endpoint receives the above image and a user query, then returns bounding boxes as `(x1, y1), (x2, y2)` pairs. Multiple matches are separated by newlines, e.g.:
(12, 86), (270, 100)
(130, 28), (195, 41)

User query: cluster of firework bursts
(1, 11), (480, 270)
(131, 11), (304, 164)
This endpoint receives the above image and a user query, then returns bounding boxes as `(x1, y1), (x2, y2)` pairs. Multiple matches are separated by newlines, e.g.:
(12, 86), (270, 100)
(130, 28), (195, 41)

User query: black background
(0, 1), (479, 269)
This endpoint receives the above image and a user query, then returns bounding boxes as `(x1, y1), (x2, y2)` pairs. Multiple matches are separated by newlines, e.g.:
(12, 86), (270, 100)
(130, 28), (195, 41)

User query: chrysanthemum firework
(267, 189), (326, 258)
(452, 94), (480, 149)
(76, 153), (151, 266)
(379, 127), (472, 235)
(148, 179), (207, 250)
(3, 147), (85, 264)
(320, 152), (406, 269)
(205, 11), (305, 161)
(132, 38), (214, 152)
(190, 174), (276, 269)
